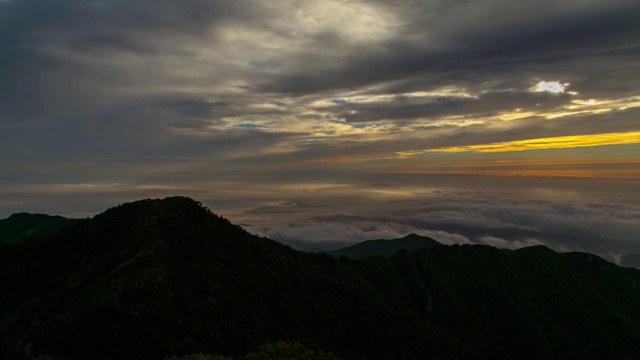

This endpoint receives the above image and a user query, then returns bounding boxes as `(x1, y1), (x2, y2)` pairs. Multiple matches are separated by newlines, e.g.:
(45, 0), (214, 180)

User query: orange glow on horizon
(369, 169), (640, 179)
(399, 131), (640, 156)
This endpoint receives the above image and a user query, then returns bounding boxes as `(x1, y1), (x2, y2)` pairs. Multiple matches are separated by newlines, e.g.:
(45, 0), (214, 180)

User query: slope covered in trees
(1, 197), (640, 360)
(327, 233), (441, 259)
(0, 213), (79, 244)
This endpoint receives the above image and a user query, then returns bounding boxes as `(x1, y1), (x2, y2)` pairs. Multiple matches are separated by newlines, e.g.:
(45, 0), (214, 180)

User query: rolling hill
(0, 213), (79, 244)
(1, 197), (640, 360)
(327, 233), (441, 258)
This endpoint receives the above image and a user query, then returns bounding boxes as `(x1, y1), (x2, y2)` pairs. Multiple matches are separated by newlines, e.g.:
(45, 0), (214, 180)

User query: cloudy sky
(1, 0), (639, 260)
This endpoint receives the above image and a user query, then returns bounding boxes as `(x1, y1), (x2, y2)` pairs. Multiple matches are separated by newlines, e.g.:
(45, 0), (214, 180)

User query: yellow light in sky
(400, 131), (640, 156)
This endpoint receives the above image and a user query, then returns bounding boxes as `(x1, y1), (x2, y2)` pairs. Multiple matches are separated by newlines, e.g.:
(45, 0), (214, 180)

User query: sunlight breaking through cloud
(532, 81), (569, 93)
(400, 132), (640, 155)
(2, 0), (640, 256)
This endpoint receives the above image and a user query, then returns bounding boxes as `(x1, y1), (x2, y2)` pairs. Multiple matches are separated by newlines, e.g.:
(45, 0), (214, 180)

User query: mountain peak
(402, 233), (430, 240)
(84, 197), (246, 249)
(95, 196), (223, 228)
(328, 233), (441, 259)
(3, 198), (640, 360)
(0, 212), (78, 244)
(514, 245), (557, 255)
(100, 196), (209, 216)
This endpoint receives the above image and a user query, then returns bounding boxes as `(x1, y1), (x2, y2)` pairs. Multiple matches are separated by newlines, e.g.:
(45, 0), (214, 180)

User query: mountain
(327, 233), (441, 258)
(0, 213), (79, 243)
(2, 197), (640, 360)
(1, 197), (451, 360)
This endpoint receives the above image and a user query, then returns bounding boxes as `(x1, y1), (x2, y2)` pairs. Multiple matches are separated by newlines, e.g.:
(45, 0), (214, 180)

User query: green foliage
(328, 233), (440, 259)
(165, 353), (232, 360)
(162, 342), (339, 360)
(0, 213), (79, 243)
(1, 197), (640, 360)
(245, 342), (340, 360)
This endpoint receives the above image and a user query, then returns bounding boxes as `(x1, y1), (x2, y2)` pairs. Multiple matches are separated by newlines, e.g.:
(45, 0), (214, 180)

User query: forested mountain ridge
(327, 233), (441, 258)
(1, 197), (640, 360)
(0, 213), (78, 244)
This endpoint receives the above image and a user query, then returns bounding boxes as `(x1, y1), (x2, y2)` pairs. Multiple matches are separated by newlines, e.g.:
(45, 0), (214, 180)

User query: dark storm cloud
(330, 91), (571, 123)
(0, 0), (296, 171)
(65, 33), (161, 56)
(158, 97), (227, 121)
(2, 0), (245, 40)
(1, 0), (639, 257)
(246, 107), (640, 164)
(259, 2), (640, 96)
(408, 106), (640, 149)
(2, 0), (637, 136)
(0, 0), (252, 121)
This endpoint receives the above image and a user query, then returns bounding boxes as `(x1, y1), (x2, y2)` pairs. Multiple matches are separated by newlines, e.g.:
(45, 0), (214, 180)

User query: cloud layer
(240, 187), (640, 261)
(1, 0), (639, 256)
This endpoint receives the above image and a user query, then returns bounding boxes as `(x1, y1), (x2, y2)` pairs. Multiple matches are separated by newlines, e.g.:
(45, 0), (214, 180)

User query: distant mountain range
(0, 212), (79, 244)
(2, 197), (640, 360)
(326, 233), (441, 258)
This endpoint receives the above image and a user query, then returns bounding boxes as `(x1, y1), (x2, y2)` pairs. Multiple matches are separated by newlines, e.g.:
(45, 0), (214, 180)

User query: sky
(1, 0), (639, 260)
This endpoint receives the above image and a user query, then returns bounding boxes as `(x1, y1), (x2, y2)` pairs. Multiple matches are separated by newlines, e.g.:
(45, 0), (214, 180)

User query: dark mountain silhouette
(299, 246), (329, 253)
(0, 213), (79, 244)
(327, 233), (441, 259)
(2, 197), (640, 360)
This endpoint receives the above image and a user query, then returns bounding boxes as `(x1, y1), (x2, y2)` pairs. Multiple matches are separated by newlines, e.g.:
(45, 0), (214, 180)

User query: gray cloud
(1, 0), (639, 257)
(328, 91), (572, 123)
(244, 188), (640, 258)
(258, 1), (640, 96)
